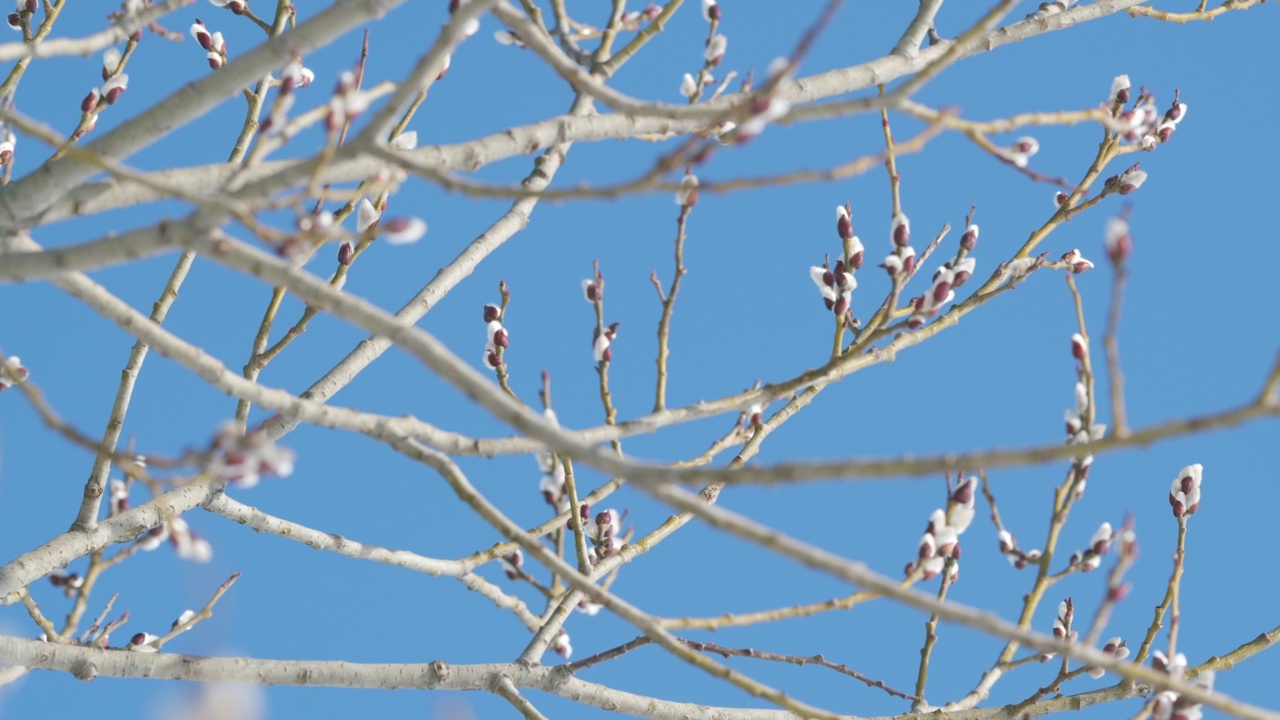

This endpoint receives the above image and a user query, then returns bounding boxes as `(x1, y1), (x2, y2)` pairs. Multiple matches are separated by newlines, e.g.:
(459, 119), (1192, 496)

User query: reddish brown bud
(837, 212), (853, 241)
(337, 242), (354, 266)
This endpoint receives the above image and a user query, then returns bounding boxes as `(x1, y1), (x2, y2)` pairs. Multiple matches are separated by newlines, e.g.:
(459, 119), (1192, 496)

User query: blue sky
(1, 1), (1277, 718)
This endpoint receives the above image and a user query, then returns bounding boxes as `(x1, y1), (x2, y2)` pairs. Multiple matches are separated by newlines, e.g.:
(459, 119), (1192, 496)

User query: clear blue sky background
(1, 1), (1277, 718)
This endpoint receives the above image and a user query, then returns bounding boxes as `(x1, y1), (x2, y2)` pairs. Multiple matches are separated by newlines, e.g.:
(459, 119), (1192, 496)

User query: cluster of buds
(262, 57), (315, 135)
(1086, 637), (1132, 678)
(593, 323), (621, 363)
(48, 569), (84, 597)
(575, 506), (624, 559)
(583, 266), (619, 364)
(808, 204), (866, 320)
(1040, 597), (1086, 662)
(6, 0), (36, 31)
(205, 421), (296, 488)
(0, 355), (29, 391)
(277, 209), (336, 262)
(1169, 464), (1203, 519)
(881, 213), (916, 280)
(1111, 79), (1188, 150)
(76, 49), (130, 138)
(837, 204), (866, 268)
(1101, 163), (1148, 197)
(997, 528), (1042, 569)
(809, 257), (856, 316)
(908, 212), (978, 329)
(908, 256), (974, 329)
(343, 192), (422, 248)
(1151, 653), (1214, 720)
(675, 169), (699, 207)
(499, 549), (524, 581)
(1052, 597), (1076, 643)
(1056, 248), (1094, 274)
(538, 458), (567, 512)
(906, 476), (976, 582)
(1064, 371), (1105, 494)
(138, 514), (213, 563)
(1004, 136), (1040, 168)
(1067, 521), (1114, 572)
(730, 59), (794, 142)
(621, 3), (663, 28)
(190, 19), (227, 69)
(483, 290), (510, 369)
(534, 403), (567, 510)
(326, 70), (370, 131)
(1064, 376), (1105, 443)
(735, 96), (790, 142)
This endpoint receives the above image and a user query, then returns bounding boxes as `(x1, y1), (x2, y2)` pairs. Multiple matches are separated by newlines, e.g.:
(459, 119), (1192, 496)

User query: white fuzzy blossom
(1169, 463), (1202, 518)
(704, 33), (727, 64)
(1087, 637), (1131, 678)
(1005, 136), (1039, 168)
(128, 632), (159, 652)
(675, 171), (699, 206)
(551, 630), (573, 658)
(679, 72), (698, 99)
(907, 477), (976, 582)
(356, 198), (380, 234)
(379, 217), (428, 245)
(390, 131), (418, 150)
(1110, 74), (1131, 103)
(0, 355), (28, 390)
(206, 421), (295, 488)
